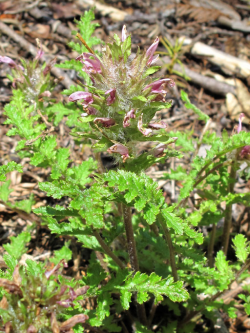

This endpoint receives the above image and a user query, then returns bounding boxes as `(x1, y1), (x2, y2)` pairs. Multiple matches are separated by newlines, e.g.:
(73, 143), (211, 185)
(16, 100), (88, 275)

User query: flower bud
(122, 25), (128, 42)
(77, 53), (102, 74)
(146, 37), (159, 66)
(105, 88), (116, 105)
(148, 121), (167, 129)
(143, 78), (175, 95)
(138, 115), (153, 136)
(123, 109), (136, 128)
(107, 144), (129, 162)
(94, 118), (116, 127)
(69, 91), (94, 106)
(34, 48), (44, 61)
(60, 314), (89, 331)
(0, 56), (24, 70)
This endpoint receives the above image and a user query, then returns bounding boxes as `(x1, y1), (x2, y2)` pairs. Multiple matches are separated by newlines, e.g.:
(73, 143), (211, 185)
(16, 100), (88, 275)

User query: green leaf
(0, 180), (12, 202)
(0, 162), (23, 181)
(3, 232), (31, 259)
(142, 66), (161, 77)
(51, 148), (70, 179)
(103, 170), (165, 224)
(25, 259), (44, 276)
(8, 193), (35, 213)
(181, 90), (210, 122)
(232, 234), (249, 263)
(120, 290), (132, 310)
(215, 251), (229, 274)
(96, 292), (113, 321)
(121, 272), (189, 304)
(50, 242), (72, 264)
(161, 207), (184, 234)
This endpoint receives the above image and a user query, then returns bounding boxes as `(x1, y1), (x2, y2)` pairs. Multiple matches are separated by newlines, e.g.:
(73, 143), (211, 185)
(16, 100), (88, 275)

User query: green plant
(158, 36), (189, 80)
(0, 233), (89, 333)
(1, 10), (250, 333)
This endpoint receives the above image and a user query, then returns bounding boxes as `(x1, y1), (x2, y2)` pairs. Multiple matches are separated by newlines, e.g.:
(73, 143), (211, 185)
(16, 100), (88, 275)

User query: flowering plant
(1, 11), (250, 333)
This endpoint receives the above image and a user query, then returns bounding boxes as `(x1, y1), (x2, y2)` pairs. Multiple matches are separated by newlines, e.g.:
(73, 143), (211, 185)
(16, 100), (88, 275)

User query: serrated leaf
(103, 170), (165, 225)
(25, 259), (44, 276)
(0, 180), (12, 202)
(120, 290), (132, 310)
(215, 251), (229, 274)
(0, 162), (23, 181)
(50, 243), (72, 264)
(161, 208), (184, 234)
(3, 232), (31, 261)
(96, 292), (113, 321)
(232, 234), (249, 263)
(181, 90), (210, 122)
(121, 272), (189, 304)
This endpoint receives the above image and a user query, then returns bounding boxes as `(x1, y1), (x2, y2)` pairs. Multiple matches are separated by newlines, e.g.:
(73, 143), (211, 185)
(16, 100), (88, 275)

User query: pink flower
(123, 109), (136, 127)
(146, 37), (159, 66)
(105, 88), (116, 105)
(34, 48), (44, 61)
(0, 56), (24, 70)
(107, 144), (129, 162)
(236, 113), (250, 160)
(122, 25), (128, 42)
(45, 260), (68, 279)
(69, 91), (94, 106)
(240, 145), (250, 159)
(152, 143), (167, 157)
(138, 115), (153, 136)
(81, 106), (97, 117)
(237, 113), (244, 134)
(77, 53), (102, 74)
(40, 91), (51, 98)
(94, 117), (115, 127)
(148, 121), (167, 129)
(87, 106), (98, 115)
(143, 78), (175, 94)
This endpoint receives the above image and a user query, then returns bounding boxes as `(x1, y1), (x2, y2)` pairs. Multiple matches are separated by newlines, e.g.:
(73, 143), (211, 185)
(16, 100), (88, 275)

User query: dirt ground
(1, 0), (250, 332)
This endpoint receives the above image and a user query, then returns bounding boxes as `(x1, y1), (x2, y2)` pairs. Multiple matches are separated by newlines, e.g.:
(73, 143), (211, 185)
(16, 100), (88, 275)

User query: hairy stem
(222, 164), (237, 255)
(122, 204), (139, 271)
(92, 229), (125, 269)
(122, 204), (148, 327)
(208, 223), (216, 268)
(159, 214), (178, 282)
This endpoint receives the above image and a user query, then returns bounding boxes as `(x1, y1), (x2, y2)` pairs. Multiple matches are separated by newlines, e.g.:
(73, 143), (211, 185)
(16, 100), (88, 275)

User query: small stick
(76, 33), (95, 54)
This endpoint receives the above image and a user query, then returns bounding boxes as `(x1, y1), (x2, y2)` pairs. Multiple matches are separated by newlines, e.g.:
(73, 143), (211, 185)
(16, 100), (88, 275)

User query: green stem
(122, 203), (148, 327)
(92, 229), (125, 269)
(122, 204), (139, 271)
(222, 164), (237, 256)
(208, 223), (216, 268)
(159, 214), (178, 282)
